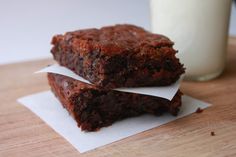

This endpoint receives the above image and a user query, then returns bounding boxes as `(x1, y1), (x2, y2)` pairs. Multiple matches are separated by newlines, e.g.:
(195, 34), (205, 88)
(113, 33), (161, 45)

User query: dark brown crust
(48, 73), (182, 131)
(51, 24), (185, 89)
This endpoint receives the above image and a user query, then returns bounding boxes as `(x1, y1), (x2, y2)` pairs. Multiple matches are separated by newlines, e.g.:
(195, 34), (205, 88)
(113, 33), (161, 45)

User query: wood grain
(0, 37), (236, 157)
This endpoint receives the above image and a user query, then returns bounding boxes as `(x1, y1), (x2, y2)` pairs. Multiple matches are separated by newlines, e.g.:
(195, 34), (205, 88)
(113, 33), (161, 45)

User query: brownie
(51, 24), (185, 89)
(48, 73), (182, 131)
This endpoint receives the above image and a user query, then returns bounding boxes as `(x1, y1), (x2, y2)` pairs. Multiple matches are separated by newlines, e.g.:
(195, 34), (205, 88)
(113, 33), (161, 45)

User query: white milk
(150, 0), (232, 81)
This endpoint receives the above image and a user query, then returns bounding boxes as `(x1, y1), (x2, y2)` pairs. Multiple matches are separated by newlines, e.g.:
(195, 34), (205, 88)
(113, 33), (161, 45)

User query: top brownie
(51, 24), (185, 89)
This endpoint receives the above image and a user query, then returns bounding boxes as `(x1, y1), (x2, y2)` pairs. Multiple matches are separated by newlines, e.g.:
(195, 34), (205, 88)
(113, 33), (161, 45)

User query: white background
(0, 0), (235, 65)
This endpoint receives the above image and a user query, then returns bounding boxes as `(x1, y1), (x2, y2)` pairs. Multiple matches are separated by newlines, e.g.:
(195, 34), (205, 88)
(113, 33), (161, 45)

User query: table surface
(0, 37), (236, 157)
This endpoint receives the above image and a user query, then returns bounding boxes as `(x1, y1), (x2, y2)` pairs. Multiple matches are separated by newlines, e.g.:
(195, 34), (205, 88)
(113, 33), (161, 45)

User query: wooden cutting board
(0, 37), (236, 157)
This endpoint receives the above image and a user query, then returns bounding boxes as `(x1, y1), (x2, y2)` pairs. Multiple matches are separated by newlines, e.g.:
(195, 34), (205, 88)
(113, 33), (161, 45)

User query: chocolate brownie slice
(48, 73), (182, 131)
(51, 24), (185, 89)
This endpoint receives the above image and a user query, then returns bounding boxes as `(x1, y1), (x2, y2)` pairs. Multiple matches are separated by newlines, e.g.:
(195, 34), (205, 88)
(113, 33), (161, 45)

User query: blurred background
(0, 0), (235, 65)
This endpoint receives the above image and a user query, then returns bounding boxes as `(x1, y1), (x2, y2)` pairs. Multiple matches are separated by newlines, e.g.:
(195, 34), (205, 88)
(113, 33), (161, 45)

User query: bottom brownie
(48, 73), (182, 131)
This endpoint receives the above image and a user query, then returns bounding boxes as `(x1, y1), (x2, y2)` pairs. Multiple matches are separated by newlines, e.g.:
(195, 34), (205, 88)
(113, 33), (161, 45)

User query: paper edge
(35, 64), (184, 100)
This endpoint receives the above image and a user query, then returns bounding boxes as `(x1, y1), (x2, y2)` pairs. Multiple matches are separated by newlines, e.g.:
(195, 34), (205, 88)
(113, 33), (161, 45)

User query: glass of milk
(150, 0), (232, 81)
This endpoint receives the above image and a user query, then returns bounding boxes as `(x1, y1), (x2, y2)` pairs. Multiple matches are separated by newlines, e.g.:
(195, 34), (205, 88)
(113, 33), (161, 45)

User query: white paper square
(18, 91), (210, 153)
(36, 64), (183, 100)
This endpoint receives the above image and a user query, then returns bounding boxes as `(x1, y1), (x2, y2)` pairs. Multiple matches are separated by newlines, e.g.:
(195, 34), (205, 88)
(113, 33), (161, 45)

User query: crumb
(196, 107), (204, 113)
(211, 131), (215, 136)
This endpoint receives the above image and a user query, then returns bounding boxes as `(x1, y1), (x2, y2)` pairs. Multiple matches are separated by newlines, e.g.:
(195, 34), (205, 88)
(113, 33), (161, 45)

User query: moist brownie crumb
(196, 107), (204, 113)
(51, 24), (185, 89)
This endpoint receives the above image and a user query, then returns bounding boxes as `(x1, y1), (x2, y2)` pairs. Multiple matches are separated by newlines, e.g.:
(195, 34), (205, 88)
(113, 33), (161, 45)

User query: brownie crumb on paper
(195, 107), (204, 113)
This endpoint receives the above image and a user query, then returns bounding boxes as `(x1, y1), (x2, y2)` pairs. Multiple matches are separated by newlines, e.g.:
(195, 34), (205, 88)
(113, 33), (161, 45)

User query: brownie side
(48, 73), (182, 131)
(51, 24), (185, 89)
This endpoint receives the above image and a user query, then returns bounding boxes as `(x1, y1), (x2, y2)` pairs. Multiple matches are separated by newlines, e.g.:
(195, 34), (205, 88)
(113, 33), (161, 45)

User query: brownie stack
(48, 24), (185, 131)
